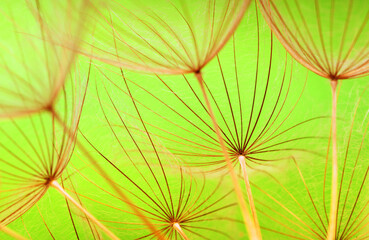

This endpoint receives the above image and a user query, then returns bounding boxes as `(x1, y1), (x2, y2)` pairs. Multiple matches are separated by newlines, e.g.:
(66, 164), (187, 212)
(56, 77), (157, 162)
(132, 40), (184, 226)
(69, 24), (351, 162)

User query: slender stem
(0, 224), (27, 240)
(327, 79), (338, 240)
(238, 155), (261, 236)
(51, 180), (119, 240)
(195, 72), (260, 240)
(173, 223), (189, 240)
(50, 110), (166, 240)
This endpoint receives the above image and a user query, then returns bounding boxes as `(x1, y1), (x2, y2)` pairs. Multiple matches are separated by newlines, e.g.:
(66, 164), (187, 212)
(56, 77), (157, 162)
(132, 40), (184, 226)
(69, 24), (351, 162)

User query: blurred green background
(1, 0), (369, 239)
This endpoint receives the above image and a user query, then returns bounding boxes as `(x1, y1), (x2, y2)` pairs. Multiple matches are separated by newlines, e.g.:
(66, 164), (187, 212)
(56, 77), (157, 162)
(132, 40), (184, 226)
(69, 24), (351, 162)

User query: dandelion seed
(0, 60), (121, 239)
(258, 1), (369, 238)
(74, 81), (243, 239)
(0, 0), (88, 118)
(253, 84), (369, 240)
(82, 0), (250, 75)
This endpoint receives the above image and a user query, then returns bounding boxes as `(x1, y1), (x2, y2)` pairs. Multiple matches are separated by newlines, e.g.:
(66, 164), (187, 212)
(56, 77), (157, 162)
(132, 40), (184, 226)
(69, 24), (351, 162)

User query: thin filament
(326, 79), (338, 240)
(195, 71), (260, 240)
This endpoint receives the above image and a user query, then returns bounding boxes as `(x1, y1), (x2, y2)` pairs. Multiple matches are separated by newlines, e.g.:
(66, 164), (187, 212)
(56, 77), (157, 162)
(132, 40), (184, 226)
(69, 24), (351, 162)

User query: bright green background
(1, 0), (369, 239)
